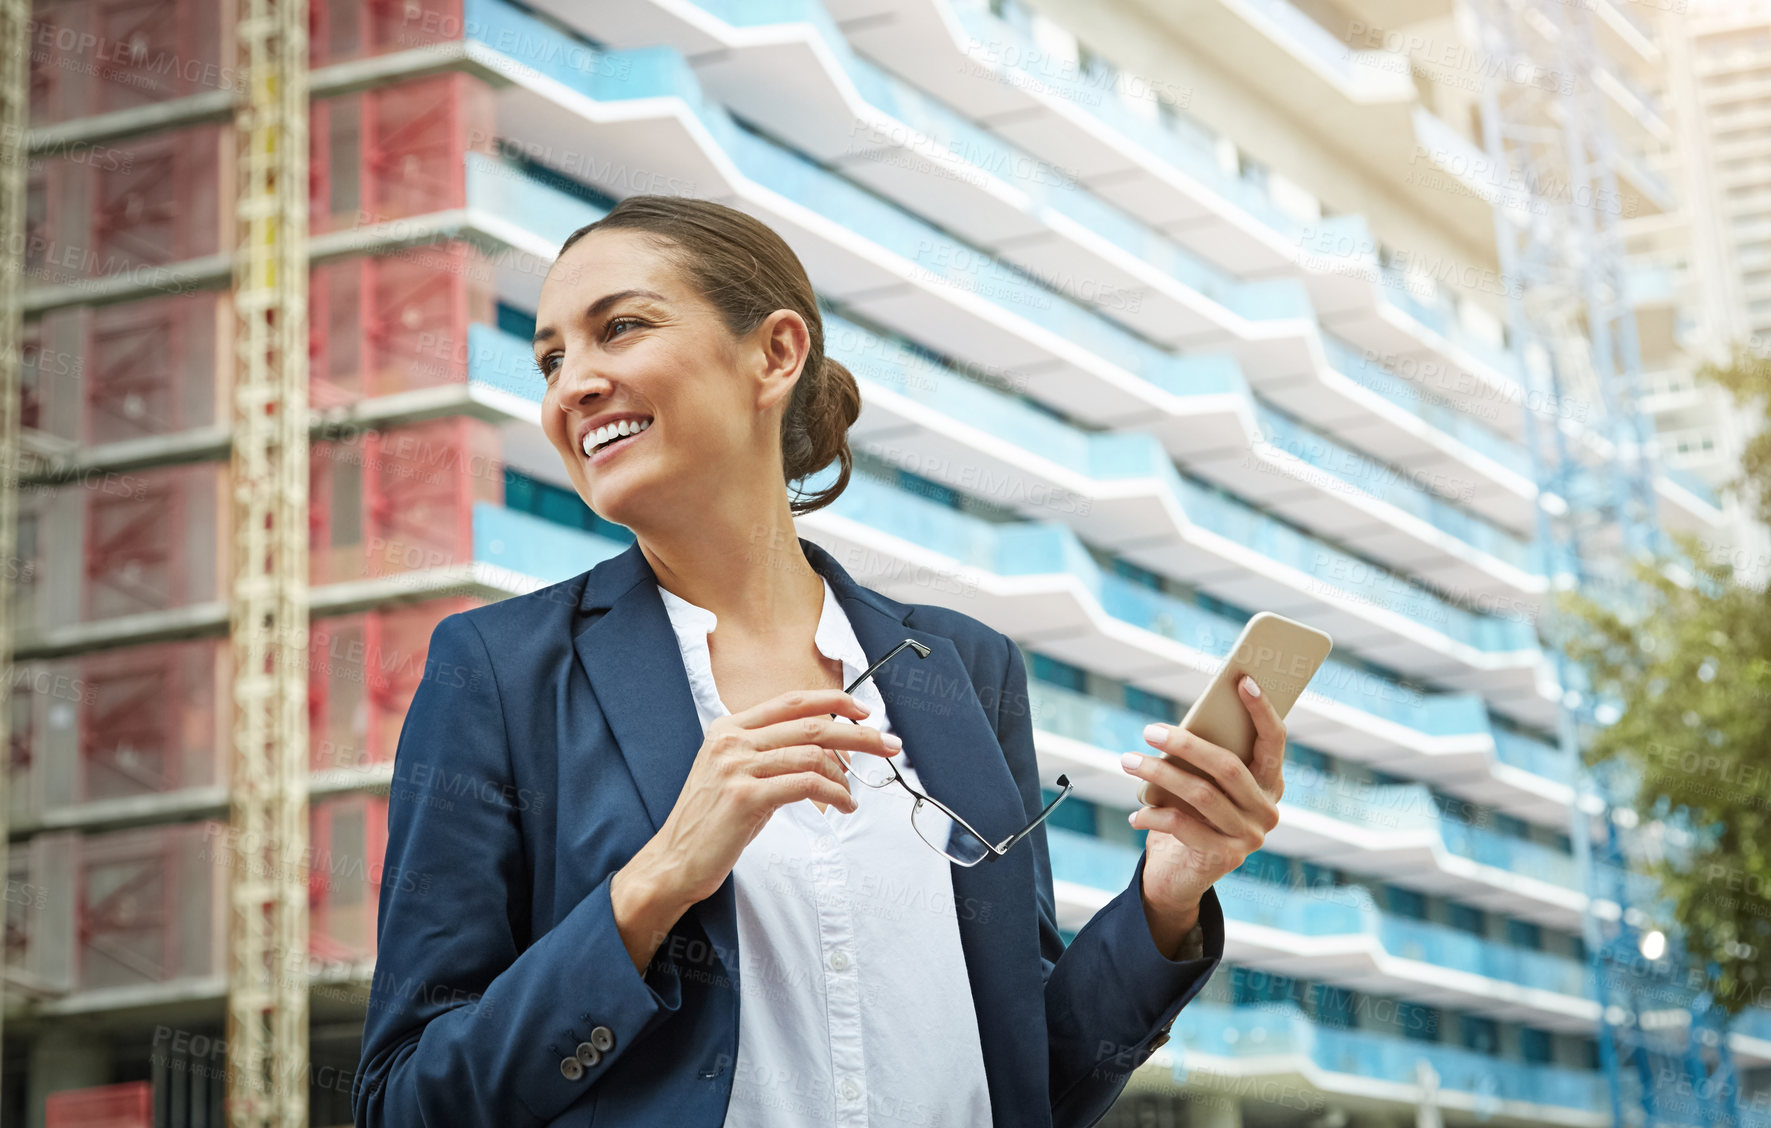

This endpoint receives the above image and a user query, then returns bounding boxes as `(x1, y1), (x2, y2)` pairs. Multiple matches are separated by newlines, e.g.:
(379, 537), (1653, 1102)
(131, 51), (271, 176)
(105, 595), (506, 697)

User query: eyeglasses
(828, 638), (1074, 866)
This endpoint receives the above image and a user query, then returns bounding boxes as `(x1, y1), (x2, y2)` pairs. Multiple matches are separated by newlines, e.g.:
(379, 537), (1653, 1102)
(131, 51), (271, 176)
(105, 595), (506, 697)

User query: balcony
(1012, 691), (1587, 937)
(1119, 0), (1417, 136)
(1048, 823), (1595, 1020)
(1170, 1001), (1609, 1114)
(1030, 676), (1575, 860)
(542, 0), (1320, 357)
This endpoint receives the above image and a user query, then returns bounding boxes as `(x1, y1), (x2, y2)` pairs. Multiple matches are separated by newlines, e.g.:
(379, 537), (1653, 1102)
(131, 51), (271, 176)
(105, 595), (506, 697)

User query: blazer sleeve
(991, 630), (1226, 1127)
(353, 613), (685, 1128)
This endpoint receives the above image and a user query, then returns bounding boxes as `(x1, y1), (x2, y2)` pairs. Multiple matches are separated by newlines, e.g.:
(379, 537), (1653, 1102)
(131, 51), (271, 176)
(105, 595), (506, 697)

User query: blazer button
(560, 1056), (585, 1082)
(575, 1042), (602, 1069)
(1148, 1030), (1171, 1052)
(589, 1025), (616, 1053)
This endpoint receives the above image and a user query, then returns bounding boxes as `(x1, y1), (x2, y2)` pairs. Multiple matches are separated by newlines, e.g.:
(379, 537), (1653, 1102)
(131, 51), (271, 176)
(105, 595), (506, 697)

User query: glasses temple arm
(991, 774), (1074, 855)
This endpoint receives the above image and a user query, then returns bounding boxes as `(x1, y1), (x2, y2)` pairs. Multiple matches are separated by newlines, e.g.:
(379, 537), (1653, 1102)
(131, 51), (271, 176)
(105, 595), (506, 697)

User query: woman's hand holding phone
(1118, 674), (1288, 941)
(1113, 606), (1332, 958)
(609, 688), (900, 974)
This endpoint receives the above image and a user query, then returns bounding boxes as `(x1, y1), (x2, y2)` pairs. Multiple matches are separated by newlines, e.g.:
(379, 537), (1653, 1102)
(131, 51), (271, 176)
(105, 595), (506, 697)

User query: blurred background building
(3, 0), (1770, 1126)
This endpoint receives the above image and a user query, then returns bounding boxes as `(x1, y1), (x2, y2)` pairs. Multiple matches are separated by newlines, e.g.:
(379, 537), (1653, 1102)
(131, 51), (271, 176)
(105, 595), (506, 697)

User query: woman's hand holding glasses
(609, 689), (900, 974)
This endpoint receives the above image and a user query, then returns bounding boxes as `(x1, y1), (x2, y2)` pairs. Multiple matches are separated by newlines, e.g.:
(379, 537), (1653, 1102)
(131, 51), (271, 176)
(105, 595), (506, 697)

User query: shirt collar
(656, 575), (868, 680)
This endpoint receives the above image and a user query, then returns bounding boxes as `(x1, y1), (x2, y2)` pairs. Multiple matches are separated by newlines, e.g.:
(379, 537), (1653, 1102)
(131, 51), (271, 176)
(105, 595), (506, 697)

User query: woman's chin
(582, 477), (649, 529)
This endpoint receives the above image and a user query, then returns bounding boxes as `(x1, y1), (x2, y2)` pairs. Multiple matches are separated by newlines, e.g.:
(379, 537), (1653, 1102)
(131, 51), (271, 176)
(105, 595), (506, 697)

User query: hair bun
(790, 355), (861, 514)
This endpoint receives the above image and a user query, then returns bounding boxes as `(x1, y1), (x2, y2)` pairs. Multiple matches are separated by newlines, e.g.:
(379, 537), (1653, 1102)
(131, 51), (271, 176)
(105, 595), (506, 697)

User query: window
(328, 99), (362, 218)
(1156, 95), (1215, 153)
(1124, 685), (1175, 722)
(329, 806), (367, 907)
(497, 302), (536, 341)
(1448, 903), (1486, 936)
(1299, 862), (1335, 892)
(13, 513), (35, 611)
(1289, 746), (1328, 773)
(1076, 42), (1116, 84)
(1231, 966), (1298, 1007)
(1398, 1002), (1441, 1043)
(1112, 557), (1164, 591)
(1386, 886), (1427, 919)
(1029, 652), (1087, 693)
(1044, 791), (1096, 836)
(1238, 151), (1270, 189)
(1459, 1014), (1498, 1054)
(1238, 851), (1292, 886)
(1311, 983), (1356, 1028)
(1521, 1026), (1552, 1064)
(503, 470), (634, 542)
(1507, 919), (1543, 950)
(897, 469), (958, 509)
(331, 456), (363, 548)
(1574, 1036), (1600, 1070)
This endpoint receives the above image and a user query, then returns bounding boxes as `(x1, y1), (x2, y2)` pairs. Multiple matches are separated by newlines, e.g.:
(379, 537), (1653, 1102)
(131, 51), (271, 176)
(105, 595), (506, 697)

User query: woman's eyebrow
(532, 289), (670, 347)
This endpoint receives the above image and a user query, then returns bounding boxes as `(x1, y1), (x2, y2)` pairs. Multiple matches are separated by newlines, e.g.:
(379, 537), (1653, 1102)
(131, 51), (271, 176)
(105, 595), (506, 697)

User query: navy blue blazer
(352, 535), (1225, 1128)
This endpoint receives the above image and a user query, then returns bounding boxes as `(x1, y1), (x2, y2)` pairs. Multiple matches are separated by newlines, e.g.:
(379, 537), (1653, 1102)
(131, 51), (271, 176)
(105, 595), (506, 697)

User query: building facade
(5, 0), (1769, 1126)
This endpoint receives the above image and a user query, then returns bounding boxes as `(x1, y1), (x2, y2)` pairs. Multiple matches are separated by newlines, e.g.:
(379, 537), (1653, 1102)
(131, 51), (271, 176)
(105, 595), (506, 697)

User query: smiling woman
(354, 196), (1249, 1128)
(528, 197), (862, 527)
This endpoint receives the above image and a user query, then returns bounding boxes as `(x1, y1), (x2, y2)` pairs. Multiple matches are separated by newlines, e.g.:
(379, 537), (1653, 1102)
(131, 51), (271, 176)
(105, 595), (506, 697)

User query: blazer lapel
(573, 538), (707, 833)
(571, 536), (1047, 1126)
(572, 539), (752, 987)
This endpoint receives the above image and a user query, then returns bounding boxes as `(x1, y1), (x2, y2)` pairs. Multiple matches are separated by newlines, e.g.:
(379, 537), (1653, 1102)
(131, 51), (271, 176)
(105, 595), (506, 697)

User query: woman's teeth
(583, 417), (651, 457)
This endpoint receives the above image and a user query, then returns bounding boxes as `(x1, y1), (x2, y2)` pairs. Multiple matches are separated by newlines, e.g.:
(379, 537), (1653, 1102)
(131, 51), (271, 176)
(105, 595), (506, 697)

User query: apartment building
(1659, 0), (1771, 581)
(4, 0), (1768, 1125)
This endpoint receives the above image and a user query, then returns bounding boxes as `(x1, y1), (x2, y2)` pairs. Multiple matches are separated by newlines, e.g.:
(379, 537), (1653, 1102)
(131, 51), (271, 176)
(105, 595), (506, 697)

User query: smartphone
(1136, 612), (1332, 803)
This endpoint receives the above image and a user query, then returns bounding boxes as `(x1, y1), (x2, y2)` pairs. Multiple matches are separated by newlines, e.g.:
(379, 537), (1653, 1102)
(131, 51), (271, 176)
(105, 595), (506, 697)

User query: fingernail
(1127, 810), (1139, 828)
(1143, 722), (1168, 745)
(1120, 751), (1143, 772)
(881, 732), (903, 750)
(1241, 676), (1261, 698)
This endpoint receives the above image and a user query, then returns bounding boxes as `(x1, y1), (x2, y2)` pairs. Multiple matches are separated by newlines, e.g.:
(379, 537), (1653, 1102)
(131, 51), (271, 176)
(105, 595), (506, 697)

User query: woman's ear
(750, 308), (813, 411)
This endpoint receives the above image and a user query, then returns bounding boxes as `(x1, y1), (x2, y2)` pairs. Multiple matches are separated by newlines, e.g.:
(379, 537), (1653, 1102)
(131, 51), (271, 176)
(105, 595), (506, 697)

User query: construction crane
(0, 0), (28, 1090)
(227, 0), (312, 1124)
(1470, 2), (1741, 1126)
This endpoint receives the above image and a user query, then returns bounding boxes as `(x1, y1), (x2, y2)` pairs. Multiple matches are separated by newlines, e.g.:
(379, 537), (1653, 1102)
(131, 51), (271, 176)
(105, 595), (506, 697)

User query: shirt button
(829, 950), (850, 972)
(817, 834), (837, 853)
(840, 1078), (861, 1101)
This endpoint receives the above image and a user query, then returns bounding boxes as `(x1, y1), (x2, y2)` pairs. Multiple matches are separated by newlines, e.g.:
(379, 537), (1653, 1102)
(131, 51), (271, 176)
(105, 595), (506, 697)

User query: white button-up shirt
(656, 575), (994, 1128)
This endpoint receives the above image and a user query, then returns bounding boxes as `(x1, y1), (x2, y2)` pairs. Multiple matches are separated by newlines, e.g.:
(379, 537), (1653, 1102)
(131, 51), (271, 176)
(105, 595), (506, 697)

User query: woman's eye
(535, 353), (560, 380)
(605, 316), (643, 340)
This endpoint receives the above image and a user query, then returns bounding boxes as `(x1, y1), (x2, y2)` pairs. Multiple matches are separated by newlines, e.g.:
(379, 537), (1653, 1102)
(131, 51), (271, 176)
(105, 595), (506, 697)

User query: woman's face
(532, 228), (797, 532)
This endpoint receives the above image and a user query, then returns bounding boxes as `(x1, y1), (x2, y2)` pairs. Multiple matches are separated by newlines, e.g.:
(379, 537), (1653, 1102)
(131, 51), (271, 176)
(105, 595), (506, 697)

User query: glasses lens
(911, 798), (993, 866)
(832, 717), (899, 788)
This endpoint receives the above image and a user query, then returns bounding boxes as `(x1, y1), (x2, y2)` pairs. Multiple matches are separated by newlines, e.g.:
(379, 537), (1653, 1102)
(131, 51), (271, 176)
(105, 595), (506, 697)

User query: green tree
(1556, 344), (1771, 1017)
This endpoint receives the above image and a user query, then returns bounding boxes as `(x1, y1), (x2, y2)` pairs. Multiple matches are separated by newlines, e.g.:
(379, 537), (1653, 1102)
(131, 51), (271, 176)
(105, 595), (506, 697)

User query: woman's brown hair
(556, 196), (860, 516)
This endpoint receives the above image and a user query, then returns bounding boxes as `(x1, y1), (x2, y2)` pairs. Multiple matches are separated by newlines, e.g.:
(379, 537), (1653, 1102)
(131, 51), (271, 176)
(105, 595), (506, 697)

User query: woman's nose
(553, 356), (613, 408)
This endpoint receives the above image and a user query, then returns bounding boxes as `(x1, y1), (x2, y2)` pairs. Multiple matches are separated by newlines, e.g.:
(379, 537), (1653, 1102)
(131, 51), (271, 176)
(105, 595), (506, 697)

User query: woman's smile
(583, 416), (655, 467)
